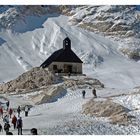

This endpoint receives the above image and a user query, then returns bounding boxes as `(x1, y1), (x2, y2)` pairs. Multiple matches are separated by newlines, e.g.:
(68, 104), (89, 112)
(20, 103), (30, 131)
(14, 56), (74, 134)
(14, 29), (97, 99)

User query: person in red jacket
(8, 108), (13, 118)
(0, 107), (3, 118)
(12, 115), (17, 129)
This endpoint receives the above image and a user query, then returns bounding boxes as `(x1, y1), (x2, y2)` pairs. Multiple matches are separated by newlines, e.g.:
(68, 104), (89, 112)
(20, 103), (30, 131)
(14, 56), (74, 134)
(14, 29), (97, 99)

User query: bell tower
(63, 37), (71, 50)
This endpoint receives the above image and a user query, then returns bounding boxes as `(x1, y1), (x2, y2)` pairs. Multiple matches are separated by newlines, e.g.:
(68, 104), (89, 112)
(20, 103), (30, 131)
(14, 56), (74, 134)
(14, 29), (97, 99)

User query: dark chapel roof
(40, 37), (83, 68)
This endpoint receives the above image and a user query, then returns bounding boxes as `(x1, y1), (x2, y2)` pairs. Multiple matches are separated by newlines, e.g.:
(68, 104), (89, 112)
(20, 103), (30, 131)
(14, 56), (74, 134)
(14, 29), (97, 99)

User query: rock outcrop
(0, 67), (55, 93)
(63, 77), (104, 89)
(68, 6), (140, 38)
(82, 99), (136, 126)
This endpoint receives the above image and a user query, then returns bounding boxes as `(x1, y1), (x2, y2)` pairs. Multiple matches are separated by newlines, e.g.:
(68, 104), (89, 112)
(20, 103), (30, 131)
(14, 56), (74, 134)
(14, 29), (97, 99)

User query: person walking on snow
(12, 115), (17, 129)
(24, 105), (29, 117)
(92, 88), (97, 98)
(0, 123), (3, 133)
(82, 90), (86, 99)
(3, 115), (9, 124)
(0, 107), (3, 118)
(4, 123), (10, 134)
(17, 117), (23, 135)
(17, 106), (21, 117)
(8, 108), (13, 118)
(6, 101), (10, 111)
(68, 72), (71, 78)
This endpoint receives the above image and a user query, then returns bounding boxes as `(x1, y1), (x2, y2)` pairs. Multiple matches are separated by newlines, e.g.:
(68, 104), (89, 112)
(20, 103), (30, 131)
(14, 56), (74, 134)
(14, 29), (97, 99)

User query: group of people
(82, 88), (97, 99)
(0, 100), (35, 135)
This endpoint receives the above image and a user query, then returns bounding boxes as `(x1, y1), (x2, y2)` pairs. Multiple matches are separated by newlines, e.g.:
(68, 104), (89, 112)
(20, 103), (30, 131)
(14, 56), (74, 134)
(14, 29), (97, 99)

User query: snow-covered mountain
(1, 6), (140, 135)
(0, 5), (140, 89)
(69, 6), (140, 38)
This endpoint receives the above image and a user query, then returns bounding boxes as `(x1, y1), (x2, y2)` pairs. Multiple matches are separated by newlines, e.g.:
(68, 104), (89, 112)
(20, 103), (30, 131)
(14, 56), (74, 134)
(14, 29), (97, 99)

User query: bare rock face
(63, 77), (104, 89)
(0, 67), (55, 93)
(119, 47), (140, 61)
(0, 6), (59, 30)
(68, 6), (140, 38)
(82, 99), (136, 126)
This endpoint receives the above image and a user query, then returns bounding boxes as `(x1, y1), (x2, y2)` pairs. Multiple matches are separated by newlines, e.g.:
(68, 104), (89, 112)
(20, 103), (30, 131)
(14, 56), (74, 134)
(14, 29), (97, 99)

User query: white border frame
(0, 0), (139, 5)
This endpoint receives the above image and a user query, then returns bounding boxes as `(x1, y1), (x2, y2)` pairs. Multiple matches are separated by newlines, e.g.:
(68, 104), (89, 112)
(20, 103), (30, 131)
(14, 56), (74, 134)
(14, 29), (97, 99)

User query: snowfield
(1, 87), (140, 135)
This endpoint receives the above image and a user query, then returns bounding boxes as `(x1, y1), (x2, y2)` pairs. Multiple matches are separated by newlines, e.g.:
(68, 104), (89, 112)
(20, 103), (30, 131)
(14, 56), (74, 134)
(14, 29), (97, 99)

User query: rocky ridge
(68, 6), (140, 38)
(0, 67), (55, 93)
(0, 66), (104, 95)
(82, 98), (136, 126)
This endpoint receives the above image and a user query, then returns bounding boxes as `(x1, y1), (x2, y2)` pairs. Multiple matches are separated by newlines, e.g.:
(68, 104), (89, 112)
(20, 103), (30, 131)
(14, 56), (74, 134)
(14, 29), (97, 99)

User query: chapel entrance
(64, 64), (72, 73)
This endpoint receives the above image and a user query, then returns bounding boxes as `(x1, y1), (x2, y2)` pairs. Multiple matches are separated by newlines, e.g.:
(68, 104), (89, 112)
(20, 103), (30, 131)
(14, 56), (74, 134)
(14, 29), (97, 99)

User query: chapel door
(64, 64), (72, 73)
(68, 65), (72, 73)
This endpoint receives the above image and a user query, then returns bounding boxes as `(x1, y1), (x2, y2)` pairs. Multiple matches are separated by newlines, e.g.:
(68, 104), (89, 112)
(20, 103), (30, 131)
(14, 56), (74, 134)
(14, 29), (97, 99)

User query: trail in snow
(1, 86), (140, 135)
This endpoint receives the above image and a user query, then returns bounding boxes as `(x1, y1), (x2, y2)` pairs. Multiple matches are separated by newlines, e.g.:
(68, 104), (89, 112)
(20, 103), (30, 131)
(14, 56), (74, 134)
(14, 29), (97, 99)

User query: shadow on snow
(12, 14), (60, 33)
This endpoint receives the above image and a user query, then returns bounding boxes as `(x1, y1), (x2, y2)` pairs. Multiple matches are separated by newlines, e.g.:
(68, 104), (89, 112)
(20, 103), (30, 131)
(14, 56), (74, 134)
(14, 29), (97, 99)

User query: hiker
(4, 123), (10, 134)
(6, 101), (10, 111)
(30, 128), (38, 135)
(82, 90), (86, 99)
(17, 117), (23, 135)
(0, 123), (3, 133)
(92, 88), (97, 98)
(8, 108), (13, 118)
(17, 106), (21, 117)
(24, 105), (30, 117)
(0, 107), (3, 118)
(12, 115), (17, 129)
(68, 72), (71, 78)
(3, 115), (9, 124)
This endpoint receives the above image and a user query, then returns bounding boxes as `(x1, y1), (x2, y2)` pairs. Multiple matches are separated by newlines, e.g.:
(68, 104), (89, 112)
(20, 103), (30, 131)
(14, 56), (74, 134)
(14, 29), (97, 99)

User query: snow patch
(17, 56), (32, 71)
